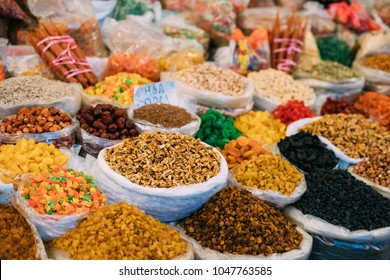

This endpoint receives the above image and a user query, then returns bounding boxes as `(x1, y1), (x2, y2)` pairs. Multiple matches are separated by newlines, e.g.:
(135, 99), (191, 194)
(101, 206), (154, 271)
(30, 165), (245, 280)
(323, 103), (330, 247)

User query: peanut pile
(50, 202), (187, 260)
(302, 114), (390, 159)
(180, 186), (303, 256)
(353, 152), (390, 188)
(234, 155), (303, 195)
(171, 64), (245, 96)
(104, 132), (220, 188)
(0, 205), (38, 260)
(0, 107), (72, 134)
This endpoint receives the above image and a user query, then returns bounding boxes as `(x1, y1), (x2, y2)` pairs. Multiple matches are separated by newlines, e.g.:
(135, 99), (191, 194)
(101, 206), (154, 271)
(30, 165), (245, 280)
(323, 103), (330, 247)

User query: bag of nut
(91, 132), (229, 222)
(0, 76), (83, 119)
(0, 107), (79, 149)
(160, 65), (255, 109)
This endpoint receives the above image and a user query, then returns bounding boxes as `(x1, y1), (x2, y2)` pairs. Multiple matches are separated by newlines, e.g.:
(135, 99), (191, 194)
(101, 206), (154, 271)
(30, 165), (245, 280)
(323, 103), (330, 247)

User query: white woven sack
(175, 224), (313, 260)
(92, 143), (228, 222)
(285, 206), (390, 243)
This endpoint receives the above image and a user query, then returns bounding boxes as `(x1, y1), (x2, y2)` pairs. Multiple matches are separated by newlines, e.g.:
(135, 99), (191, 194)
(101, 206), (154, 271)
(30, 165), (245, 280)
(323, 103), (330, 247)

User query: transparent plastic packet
(174, 223), (312, 260)
(77, 128), (122, 158)
(27, 0), (107, 57)
(196, 101), (254, 119)
(90, 143), (228, 222)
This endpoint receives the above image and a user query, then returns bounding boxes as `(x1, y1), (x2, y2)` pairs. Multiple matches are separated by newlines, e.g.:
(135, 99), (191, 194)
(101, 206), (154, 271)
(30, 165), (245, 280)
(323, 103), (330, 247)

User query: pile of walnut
(0, 107), (72, 134)
(104, 131), (221, 188)
(77, 104), (138, 140)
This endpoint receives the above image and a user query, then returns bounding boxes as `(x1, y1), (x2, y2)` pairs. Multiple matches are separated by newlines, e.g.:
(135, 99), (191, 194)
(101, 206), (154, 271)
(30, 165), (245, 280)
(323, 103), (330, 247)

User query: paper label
(134, 81), (178, 109)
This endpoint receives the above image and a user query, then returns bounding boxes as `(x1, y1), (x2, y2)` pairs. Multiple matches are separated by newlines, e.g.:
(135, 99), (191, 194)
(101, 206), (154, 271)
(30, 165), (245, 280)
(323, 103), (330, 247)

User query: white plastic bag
(228, 170), (307, 208)
(285, 206), (390, 243)
(81, 89), (133, 110)
(174, 224), (313, 260)
(348, 166), (390, 199)
(353, 56), (390, 84)
(0, 83), (82, 119)
(297, 76), (365, 95)
(91, 144), (228, 222)
(196, 101), (254, 118)
(286, 117), (363, 168)
(86, 57), (109, 82)
(285, 206), (390, 259)
(13, 150), (102, 241)
(160, 71), (254, 109)
(253, 90), (317, 113)
(77, 128), (123, 158)
(129, 109), (201, 137)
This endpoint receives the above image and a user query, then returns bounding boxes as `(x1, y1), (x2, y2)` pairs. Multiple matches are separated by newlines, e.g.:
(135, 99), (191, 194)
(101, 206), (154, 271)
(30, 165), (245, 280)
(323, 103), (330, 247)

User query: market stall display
(49, 202), (193, 260)
(178, 186), (312, 259)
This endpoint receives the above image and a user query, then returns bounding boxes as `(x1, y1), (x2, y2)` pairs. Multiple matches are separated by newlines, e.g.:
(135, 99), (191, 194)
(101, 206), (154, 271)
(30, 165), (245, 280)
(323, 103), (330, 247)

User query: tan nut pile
(50, 202), (187, 260)
(104, 131), (220, 188)
(0, 205), (39, 260)
(302, 114), (390, 159)
(171, 64), (245, 96)
(248, 69), (314, 104)
(179, 186), (303, 256)
(353, 152), (390, 188)
(234, 155), (303, 195)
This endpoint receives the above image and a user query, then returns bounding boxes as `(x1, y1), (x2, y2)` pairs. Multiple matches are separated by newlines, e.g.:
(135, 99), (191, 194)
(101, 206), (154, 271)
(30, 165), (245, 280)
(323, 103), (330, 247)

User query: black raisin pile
(278, 132), (339, 173)
(294, 170), (390, 231)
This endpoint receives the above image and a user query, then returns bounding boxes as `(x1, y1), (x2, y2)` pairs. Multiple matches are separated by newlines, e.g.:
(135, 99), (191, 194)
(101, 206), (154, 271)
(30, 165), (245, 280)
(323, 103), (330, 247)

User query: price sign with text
(134, 81), (178, 109)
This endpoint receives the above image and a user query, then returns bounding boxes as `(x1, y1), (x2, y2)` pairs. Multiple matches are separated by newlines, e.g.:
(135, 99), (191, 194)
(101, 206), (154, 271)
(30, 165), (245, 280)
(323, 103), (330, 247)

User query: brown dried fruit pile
(133, 103), (196, 128)
(104, 132), (220, 188)
(353, 152), (390, 188)
(179, 186), (303, 256)
(50, 202), (187, 260)
(0, 205), (38, 260)
(0, 107), (72, 134)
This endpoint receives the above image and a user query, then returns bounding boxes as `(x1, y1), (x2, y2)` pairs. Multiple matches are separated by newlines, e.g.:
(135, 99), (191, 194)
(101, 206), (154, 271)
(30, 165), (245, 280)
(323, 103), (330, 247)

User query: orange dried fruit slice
(236, 136), (249, 147)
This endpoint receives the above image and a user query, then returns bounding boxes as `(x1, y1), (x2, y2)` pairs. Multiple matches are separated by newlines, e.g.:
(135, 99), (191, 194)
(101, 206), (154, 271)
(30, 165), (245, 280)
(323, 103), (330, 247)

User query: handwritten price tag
(134, 81), (178, 109)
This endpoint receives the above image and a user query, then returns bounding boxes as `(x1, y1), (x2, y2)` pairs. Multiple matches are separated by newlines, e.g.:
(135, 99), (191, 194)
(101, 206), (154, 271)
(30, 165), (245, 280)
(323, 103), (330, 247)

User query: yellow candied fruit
(0, 138), (69, 183)
(234, 111), (286, 146)
(234, 154), (303, 195)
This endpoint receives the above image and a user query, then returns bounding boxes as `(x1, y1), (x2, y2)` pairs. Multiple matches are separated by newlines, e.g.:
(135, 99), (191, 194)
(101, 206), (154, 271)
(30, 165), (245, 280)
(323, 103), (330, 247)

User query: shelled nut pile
(104, 132), (220, 188)
(353, 152), (390, 188)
